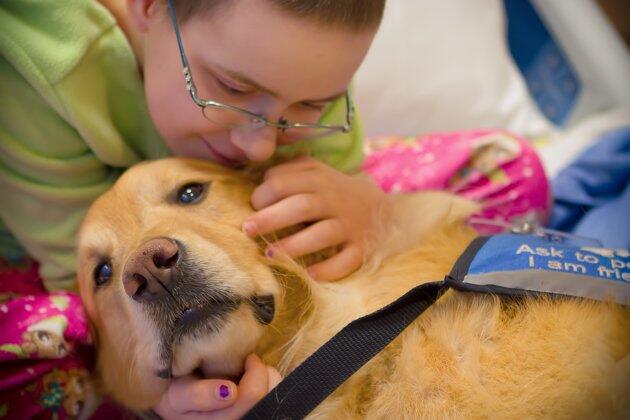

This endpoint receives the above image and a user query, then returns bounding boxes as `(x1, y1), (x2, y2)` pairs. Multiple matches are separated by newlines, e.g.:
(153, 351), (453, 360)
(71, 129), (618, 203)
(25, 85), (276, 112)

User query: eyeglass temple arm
(166, 0), (197, 97)
(345, 91), (354, 127)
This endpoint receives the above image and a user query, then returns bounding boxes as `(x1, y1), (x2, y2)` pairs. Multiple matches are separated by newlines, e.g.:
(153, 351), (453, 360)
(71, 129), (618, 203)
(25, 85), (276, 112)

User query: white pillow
(354, 0), (551, 139)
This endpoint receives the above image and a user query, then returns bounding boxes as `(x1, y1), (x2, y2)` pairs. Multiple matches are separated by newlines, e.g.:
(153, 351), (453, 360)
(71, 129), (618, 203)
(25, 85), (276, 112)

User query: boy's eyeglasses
(166, 0), (354, 141)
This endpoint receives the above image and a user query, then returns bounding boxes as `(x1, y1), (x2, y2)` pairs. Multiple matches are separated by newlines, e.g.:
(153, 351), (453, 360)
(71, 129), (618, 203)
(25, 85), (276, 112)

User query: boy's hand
(244, 157), (388, 281)
(153, 354), (281, 419)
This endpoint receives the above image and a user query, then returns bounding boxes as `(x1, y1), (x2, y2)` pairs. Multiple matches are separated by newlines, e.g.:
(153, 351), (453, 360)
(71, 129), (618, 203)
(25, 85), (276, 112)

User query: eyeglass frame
(165, 0), (355, 137)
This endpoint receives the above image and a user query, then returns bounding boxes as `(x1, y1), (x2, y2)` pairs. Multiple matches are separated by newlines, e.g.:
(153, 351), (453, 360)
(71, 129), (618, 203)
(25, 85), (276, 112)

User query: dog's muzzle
(121, 237), (275, 378)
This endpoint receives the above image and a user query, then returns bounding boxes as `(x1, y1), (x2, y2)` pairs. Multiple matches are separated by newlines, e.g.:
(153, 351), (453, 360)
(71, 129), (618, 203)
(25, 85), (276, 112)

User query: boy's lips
(199, 137), (245, 167)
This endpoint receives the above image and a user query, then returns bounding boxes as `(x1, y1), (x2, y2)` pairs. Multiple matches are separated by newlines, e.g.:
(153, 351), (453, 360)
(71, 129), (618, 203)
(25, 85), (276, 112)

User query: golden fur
(77, 158), (630, 418)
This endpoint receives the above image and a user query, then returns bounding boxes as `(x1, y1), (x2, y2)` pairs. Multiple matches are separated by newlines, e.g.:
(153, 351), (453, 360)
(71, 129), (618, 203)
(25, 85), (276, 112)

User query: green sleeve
(0, 0), (166, 290)
(0, 53), (121, 291)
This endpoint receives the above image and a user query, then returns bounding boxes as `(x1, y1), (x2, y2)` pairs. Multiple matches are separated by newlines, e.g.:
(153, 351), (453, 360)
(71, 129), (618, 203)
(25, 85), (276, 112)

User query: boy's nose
(230, 126), (278, 162)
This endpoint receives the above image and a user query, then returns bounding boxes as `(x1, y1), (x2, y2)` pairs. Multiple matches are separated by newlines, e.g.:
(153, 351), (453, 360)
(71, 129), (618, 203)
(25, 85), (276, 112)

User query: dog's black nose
(123, 237), (180, 303)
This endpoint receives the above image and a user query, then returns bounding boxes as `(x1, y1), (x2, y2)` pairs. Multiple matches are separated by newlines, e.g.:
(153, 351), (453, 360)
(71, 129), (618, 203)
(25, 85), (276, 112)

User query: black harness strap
(243, 281), (447, 420)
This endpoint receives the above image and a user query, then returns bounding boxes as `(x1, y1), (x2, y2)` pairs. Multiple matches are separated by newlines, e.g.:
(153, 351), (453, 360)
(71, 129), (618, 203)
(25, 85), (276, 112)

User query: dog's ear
(440, 195), (481, 224)
(387, 191), (479, 232)
(364, 192), (480, 268)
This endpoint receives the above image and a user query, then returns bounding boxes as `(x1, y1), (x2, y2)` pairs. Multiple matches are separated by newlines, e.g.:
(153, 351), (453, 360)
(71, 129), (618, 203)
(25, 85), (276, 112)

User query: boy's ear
(126, 0), (160, 33)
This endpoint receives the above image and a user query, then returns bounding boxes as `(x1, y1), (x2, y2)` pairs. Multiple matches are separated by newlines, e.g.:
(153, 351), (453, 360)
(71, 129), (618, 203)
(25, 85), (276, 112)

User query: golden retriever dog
(77, 158), (630, 418)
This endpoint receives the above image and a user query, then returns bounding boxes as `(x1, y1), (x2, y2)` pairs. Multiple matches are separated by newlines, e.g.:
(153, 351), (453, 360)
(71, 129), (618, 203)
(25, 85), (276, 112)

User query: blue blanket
(549, 126), (630, 248)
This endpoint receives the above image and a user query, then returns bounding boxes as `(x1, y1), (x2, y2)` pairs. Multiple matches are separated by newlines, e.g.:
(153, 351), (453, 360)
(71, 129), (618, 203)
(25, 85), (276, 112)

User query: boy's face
(138, 0), (376, 166)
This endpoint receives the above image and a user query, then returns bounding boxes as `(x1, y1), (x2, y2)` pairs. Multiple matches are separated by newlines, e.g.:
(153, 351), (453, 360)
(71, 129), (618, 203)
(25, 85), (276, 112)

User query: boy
(0, 0), (387, 417)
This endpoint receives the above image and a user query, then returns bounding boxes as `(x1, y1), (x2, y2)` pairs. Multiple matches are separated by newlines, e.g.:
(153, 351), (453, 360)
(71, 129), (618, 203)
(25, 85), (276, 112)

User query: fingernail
(216, 384), (231, 400)
(265, 247), (274, 258)
(242, 221), (256, 236)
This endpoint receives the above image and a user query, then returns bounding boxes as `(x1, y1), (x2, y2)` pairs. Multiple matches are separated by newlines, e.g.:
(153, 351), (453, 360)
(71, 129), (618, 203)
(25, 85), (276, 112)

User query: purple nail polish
(218, 384), (230, 399)
(266, 248), (274, 258)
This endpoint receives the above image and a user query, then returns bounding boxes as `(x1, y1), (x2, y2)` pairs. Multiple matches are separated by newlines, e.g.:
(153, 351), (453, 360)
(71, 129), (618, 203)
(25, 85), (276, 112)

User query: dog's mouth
(141, 247), (275, 380)
(154, 291), (242, 379)
(173, 299), (242, 344)
(154, 293), (276, 380)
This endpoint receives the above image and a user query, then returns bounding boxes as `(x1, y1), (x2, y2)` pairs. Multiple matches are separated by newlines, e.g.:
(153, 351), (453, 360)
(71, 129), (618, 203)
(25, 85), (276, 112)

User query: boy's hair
(170, 0), (386, 31)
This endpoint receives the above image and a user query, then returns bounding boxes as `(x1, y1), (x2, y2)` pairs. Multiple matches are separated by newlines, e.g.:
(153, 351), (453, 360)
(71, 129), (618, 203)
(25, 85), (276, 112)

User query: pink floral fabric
(0, 258), (130, 419)
(363, 130), (550, 232)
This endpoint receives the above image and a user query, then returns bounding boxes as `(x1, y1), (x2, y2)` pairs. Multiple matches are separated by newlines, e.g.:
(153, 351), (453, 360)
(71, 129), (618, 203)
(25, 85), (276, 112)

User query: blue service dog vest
(446, 234), (630, 306)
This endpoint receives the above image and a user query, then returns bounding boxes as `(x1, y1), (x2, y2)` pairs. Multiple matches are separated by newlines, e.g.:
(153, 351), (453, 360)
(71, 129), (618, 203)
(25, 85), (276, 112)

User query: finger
(268, 219), (345, 259)
(155, 376), (237, 416)
(244, 194), (326, 237)
(263, 156), (319, 181)
(251, 171), (319, 210)
(307, 244), (363, 282)
(214, 354), (271, 419)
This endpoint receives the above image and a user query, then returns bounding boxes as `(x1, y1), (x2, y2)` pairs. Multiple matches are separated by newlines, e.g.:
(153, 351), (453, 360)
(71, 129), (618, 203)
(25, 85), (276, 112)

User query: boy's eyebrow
(215, 64), (347, 103)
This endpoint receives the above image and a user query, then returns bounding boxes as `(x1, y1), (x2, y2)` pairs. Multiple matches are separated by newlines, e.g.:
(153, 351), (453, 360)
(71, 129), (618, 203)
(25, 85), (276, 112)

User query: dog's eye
(94, 262), (112, 286)
(177, 183), (205, 204)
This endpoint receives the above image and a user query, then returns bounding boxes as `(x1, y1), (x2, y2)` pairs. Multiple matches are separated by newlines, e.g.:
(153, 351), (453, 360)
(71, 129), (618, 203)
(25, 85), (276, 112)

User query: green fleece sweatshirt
(0, 0), (364, 291)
